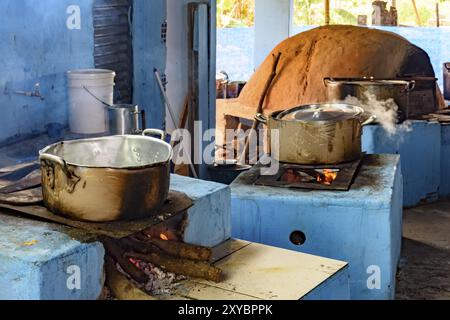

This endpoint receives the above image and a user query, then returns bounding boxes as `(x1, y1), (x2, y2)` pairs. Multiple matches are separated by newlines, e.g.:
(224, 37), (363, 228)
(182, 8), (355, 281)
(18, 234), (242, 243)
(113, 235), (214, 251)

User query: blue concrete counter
(363, 121), (441, 207)
(231, 154), (403, 300)
(440, 124), (450, 197)
(0, 214), (104, 300)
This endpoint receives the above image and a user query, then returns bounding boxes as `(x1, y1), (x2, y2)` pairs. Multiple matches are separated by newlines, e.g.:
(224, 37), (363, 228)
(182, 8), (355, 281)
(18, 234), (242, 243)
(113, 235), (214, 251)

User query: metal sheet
(254, 157), (363, 191)
(0, 191), (193, 239)
(94, 0), (133, 103)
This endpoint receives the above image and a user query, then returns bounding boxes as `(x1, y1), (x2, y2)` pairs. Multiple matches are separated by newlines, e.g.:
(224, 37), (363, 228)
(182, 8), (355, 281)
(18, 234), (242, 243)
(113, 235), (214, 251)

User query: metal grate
(93, 0), (133, 104)
(254, 157), (363, 191)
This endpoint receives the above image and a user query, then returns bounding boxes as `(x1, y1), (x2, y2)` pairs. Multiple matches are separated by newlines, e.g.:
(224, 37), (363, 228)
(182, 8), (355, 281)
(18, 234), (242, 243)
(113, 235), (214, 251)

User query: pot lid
(108, 104), (139, 111)
(277, 104), (364, 122)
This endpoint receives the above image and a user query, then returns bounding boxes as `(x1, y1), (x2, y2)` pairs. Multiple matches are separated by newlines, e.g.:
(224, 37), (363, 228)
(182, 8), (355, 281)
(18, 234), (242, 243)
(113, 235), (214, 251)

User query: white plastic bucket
(67, 69), (116, 134)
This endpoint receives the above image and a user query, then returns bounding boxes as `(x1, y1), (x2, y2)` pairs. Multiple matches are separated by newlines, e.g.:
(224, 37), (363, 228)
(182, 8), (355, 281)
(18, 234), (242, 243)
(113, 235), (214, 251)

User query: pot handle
(40, 153), (67, 168)
(39, 153), (80, 193)
(323, 77), (333, 87)
(255, 113), (268, 124)
(404, 80), (416, 92)
(361, 115), (377, 126)
(142, 129), (166, 141)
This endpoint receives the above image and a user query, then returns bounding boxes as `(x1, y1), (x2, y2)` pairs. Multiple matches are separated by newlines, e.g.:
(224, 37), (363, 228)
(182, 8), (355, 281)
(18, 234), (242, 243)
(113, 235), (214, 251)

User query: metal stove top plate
(254, 158), (363, 191)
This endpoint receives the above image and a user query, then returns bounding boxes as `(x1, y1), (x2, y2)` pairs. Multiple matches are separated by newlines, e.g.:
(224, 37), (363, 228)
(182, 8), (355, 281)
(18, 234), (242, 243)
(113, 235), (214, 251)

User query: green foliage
(217, 0), (254, 28)
(216, 0), (450, 29)
(293, 0), (325, 25)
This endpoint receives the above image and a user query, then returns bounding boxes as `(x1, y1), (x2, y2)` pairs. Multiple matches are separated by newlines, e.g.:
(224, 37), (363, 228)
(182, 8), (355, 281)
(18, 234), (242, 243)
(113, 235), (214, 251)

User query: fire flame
(317, 169), (338, 185)
(129, 258), (140, 268)
(160, 233), (169, 241)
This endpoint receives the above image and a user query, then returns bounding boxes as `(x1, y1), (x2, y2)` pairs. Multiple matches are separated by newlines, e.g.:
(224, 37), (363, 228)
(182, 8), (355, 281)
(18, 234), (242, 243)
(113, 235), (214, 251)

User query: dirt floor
(396, 200), (450, 300)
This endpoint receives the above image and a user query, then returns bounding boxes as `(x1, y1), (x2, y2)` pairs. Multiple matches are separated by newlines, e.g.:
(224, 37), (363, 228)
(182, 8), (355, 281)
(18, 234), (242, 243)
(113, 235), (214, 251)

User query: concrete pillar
(166, 0), (216, 134)
(254, 0), (292, 68)
(166, 0), (189, 133)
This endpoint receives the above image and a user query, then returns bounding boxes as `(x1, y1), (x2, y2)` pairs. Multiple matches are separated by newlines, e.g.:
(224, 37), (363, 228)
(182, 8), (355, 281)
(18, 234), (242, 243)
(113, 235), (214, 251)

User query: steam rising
(341, 92), (411, 136)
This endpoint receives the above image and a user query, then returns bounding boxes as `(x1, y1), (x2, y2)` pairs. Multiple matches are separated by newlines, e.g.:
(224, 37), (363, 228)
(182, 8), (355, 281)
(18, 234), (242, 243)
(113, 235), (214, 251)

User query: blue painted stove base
(231, 155), (403, 300)
(362, 121), (441, 207)
(439, 124), (450, 197)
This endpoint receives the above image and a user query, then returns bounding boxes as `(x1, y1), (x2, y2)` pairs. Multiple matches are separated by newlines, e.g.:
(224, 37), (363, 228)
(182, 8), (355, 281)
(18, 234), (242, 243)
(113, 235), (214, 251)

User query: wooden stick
(324, 0), (330, 25)
(174, 95), (191, 177)
(101, 237), (149, 284)
(125, 252), (223, 283)
(411, 0), (421, 26)
(436, 2), (440, 28)
(105, 256), (157, 301)
(238, 52), (282, 164)
(128, 236), (212, 262)
(120, 237), (162, 254)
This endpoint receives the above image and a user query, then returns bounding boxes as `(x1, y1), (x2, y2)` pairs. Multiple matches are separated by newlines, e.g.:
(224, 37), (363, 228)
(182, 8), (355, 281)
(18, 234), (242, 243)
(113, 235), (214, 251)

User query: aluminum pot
(39, 129), (172, 222)
(107, 104), (141, 135)
(107, 104), (149, 135)
(256, 104), (376, 165)
(324, 77), (416, 120)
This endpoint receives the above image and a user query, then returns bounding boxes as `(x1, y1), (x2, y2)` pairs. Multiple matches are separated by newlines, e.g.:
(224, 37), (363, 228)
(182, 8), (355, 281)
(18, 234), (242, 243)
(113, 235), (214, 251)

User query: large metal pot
(256, 104), (375, 165)
(324, 77), (416, 121)
(39, 129), (172, 222)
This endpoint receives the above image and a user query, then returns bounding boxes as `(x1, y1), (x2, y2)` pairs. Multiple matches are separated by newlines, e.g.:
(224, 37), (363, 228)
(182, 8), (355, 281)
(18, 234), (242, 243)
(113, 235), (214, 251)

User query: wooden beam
(324, 0), (330, 25)
(436, 2), (440, 28)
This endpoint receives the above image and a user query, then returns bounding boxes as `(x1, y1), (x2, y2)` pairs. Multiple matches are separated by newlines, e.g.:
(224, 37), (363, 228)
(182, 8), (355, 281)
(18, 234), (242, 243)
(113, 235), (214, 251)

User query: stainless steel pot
(324, 77), (416, 120)
(107, 104), (147, 135)
(39, 130), (172, 222)
(256, 104), (375, 165)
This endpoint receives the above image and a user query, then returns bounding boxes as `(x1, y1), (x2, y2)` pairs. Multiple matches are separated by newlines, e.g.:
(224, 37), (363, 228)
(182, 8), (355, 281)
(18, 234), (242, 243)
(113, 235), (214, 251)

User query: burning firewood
(127, 234), (212, 262)
(105, 256), (157, 300)
(101, 237), (149, 284)
(125, 251), (223, 283)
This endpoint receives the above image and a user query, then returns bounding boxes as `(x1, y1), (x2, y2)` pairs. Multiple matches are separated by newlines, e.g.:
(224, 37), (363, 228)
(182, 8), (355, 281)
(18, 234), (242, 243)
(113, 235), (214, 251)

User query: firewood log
(127, 235), (212, 262)
(101, 237), (149, 284)
(105, 256), (157, 301)
(125, 252), (223, 283)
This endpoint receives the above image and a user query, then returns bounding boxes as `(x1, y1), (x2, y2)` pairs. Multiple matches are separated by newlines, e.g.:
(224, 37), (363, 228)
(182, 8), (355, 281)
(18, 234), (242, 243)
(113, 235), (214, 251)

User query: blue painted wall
(133, 0), (167, 130)
(0, 0), (95, 146)
(0, 0), (167, 147)
(363, 121), (441, 207)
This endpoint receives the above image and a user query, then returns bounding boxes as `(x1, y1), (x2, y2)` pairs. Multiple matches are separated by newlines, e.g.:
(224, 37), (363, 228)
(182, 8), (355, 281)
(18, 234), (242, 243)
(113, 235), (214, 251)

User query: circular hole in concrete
(290, 230), (306, 246)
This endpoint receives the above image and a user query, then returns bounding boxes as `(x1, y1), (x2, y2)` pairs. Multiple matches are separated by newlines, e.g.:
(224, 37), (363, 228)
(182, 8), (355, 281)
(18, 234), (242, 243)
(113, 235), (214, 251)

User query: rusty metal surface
(0, 190), (193, 239)
(0, 162), (43, 205)
(0, 169), (41, 194)
(254, 158), (363, 191)
(0, 187), (43, 206)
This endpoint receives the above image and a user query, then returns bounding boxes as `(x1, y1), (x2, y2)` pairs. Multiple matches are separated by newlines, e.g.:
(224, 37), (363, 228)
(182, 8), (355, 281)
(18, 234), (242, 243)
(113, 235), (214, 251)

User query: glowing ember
(160, 233), (169, 241)
(129, 258), (140, 268)
(317, 169), (338, 185)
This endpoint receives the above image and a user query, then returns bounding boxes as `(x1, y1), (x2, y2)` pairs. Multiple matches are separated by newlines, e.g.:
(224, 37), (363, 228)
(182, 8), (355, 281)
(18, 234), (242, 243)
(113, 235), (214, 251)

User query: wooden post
(324, 0), (330, 25)
(436, 2), (440, 28)
(411, 0), (422, 26)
